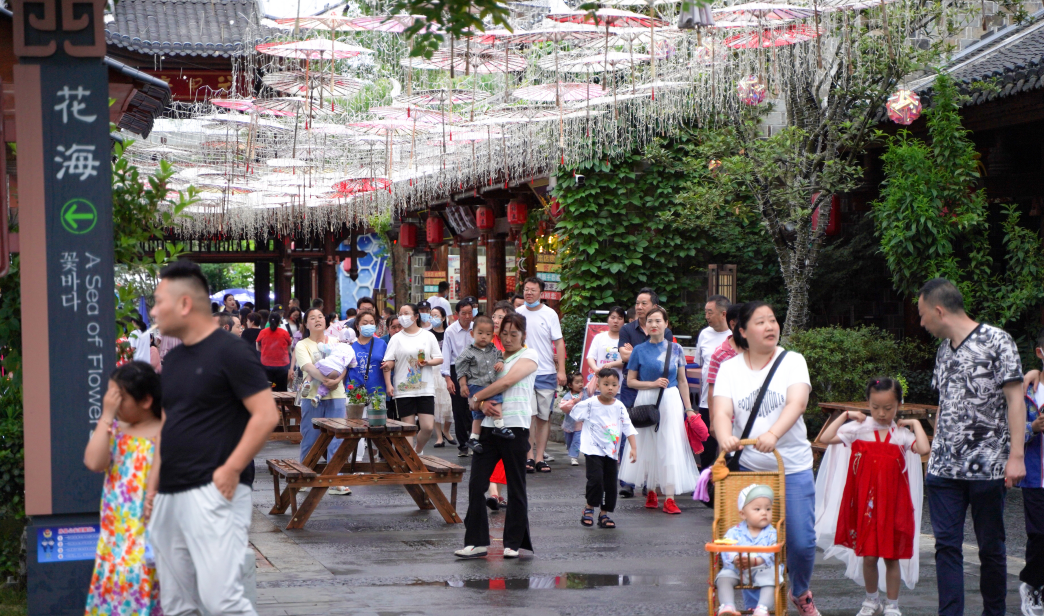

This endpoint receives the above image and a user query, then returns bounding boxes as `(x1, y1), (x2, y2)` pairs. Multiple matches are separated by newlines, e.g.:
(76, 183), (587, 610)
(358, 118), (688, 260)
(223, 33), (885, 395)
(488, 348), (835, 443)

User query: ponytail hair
(866, 377), (904, 404)
(268, 310), (282, 332)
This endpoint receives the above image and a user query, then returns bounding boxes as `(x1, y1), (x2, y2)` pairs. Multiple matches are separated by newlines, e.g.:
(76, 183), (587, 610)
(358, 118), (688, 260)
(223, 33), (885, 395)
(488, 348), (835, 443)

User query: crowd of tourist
(81, 260), (1044, 616)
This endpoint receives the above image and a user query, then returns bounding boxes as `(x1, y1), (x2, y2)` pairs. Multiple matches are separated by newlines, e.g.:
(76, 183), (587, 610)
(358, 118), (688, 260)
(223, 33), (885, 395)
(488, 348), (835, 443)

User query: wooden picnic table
(267, 417), (465, 530)
(810, 401), (938, 467)
(270, 391), (302, 443)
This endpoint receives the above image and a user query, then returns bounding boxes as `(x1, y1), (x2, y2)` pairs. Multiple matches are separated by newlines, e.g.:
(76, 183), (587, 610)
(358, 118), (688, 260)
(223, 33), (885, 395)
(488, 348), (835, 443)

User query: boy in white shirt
(571, 368), (638, 530)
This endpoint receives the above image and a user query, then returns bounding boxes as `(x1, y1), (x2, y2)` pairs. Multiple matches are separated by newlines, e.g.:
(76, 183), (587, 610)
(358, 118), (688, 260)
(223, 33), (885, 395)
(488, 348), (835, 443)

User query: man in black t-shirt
(149, 260), (278, 616)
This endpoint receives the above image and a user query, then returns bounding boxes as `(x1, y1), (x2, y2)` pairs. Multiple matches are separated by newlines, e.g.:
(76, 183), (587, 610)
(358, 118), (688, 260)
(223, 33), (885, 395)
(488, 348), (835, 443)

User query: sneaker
(717, 605), (741, 616)
(645, 490), (658, 509)
(457, 449), (470, 458)
(570, 457), (579, 466)
(503, 547), (520, 559)
(752, 606), (771, 616)
(492, 426), (516, 440)
(454, 545), (487, 559)
(662, 498), (681, 514)
(882, 607), (901, 616)
(856, 598), (882, 616)
(619, 487), (635, 498)
(328, 486), (352, 495)
(1021, 583), (1044, 616)
(791, 591), (822, 616)
(544, 454), (555, 462)
(466, 438), (484, 454)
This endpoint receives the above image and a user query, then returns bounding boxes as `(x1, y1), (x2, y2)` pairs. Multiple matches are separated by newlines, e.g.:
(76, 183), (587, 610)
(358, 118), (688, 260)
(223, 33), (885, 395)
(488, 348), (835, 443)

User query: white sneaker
(570, 458), (579, 466)
(1022, 583), (1044, 616)
(502, 547), (520, 559)
(751, 606), (771, 616)
(882, 607), (901, 616)
(544, 454), (555, 462)
(856, 598), (882, 616)
(716, 605), (740, 616)
(454, 545), (487, 559)
(328, 486), (352, 495)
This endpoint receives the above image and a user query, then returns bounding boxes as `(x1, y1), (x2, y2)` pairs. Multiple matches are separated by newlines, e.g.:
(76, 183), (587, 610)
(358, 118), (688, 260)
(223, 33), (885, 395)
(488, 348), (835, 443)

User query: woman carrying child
(815, 377), (929, 616)
(84, 362), (163, 615)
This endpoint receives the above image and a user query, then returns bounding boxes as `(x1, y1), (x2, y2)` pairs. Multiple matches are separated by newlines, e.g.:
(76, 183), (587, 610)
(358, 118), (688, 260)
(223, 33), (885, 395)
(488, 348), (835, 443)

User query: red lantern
(399, 223), (418, 249)
(476, 205), (495, 231)
(811, 193), (841, 236)
(426, 216), (444, 246)
(507, 199), (527, 226)
(549, 197), (563, 220)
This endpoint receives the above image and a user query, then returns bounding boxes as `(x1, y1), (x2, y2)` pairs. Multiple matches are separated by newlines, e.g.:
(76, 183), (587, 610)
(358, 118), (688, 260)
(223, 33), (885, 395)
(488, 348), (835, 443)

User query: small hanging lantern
(507, 199), (527, 227)
(736, 75), (767, 106)
(811, 193), (842, 236)
(399, 223), (418, 249)
(475, 205), (495, 231)
(886, 89), (921, 125)
(548, 197), (563, 220)
(426, 215), (444, 246)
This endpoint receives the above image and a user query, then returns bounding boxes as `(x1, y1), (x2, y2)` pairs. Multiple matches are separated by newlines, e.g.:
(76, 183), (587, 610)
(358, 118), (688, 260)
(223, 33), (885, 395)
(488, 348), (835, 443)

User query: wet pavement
(249, 440), (1031, 615)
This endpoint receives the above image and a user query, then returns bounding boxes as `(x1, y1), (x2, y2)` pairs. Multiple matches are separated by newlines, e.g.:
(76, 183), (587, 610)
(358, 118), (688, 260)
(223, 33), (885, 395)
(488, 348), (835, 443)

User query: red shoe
(663, 498), (681, 514)
(645, 490), (658, 509)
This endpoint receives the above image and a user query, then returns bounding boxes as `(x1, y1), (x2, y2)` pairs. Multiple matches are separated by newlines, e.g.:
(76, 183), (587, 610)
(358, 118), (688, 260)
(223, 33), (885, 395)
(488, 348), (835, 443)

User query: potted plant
(367, 388), (387, 427)
(345, 381), (368, 420)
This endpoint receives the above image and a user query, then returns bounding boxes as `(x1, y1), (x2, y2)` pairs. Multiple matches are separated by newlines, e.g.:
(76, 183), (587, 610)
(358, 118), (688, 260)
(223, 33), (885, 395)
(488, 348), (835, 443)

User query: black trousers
(449, 366), (472, 452)
(264, 364), (289, 392)
(464, 427), (533, 552)
(1023, 487), (1044, 588)
(585, 454), (618, 512)
(698, 407), (718, 469)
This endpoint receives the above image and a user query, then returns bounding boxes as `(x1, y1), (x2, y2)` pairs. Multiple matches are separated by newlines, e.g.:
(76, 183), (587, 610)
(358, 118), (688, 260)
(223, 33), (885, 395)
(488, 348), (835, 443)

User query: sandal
(534, 461), (552, 473)
(597, 514), (616, 529)
(581, 507), (595, 527)
(526, 458), (536, 474)
(496, 496), (507, 507)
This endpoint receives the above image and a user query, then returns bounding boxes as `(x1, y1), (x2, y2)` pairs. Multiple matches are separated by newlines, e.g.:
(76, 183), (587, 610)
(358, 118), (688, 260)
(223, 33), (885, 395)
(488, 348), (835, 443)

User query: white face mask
(398, 314), (414, 328)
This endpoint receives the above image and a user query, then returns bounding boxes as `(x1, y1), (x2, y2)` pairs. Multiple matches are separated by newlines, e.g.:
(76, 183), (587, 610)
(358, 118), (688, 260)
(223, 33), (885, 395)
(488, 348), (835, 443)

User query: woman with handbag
(712, 301), (819, 616)
(619, 306), (700, 515)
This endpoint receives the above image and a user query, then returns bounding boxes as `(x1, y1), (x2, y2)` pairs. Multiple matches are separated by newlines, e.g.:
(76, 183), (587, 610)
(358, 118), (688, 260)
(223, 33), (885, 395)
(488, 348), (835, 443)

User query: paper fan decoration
(736, 75), (767, 105)
(886, 89), (922, 125)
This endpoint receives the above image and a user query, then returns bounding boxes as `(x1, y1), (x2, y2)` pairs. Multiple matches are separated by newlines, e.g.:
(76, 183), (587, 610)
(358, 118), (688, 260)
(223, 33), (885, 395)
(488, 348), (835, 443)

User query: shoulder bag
(627, 342), (672, 432)
(724, 349), (789, 472)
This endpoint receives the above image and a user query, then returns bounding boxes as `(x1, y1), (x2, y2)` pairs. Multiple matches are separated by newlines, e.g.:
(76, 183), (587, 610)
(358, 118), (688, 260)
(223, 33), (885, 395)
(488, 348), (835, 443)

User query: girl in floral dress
(84, 361), (163, 616)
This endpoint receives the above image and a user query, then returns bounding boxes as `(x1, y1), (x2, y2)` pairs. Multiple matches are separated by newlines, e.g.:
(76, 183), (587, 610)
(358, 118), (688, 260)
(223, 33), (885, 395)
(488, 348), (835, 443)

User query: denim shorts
(469, 384), (502, 421)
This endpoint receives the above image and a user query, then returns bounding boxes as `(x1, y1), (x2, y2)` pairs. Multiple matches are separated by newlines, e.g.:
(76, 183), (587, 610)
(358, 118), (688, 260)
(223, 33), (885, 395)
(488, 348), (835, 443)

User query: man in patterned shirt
(918, 278), (1026, 616)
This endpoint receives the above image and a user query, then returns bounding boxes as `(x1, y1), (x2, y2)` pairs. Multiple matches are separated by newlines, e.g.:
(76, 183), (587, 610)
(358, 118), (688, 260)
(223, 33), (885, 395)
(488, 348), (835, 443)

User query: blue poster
(37, 525), (99, 563)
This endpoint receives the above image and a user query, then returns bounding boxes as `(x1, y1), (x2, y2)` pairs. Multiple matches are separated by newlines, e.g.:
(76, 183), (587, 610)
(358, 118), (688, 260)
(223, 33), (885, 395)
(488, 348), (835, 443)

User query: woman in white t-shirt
(584, 306), (626, 394)
(382, 303), (443, 453)
(711, 301), (819, 614)
(456, 313), (537, 560)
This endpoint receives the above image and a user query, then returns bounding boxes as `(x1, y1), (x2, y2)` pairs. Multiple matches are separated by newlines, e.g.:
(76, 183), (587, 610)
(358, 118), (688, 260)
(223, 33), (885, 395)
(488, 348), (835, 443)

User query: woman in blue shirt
(348, 311), (387, 396)
(619, 306), (700, 515)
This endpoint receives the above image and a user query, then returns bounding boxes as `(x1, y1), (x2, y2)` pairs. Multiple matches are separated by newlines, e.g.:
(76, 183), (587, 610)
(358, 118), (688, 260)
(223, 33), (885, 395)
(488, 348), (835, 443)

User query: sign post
(13, 0), (116, 612)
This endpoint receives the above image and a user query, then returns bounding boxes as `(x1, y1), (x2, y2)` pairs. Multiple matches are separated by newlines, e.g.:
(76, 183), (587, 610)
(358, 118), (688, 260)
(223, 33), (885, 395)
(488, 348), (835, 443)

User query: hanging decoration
(886, 89), (922, 125)
(736, 75), (767, 105)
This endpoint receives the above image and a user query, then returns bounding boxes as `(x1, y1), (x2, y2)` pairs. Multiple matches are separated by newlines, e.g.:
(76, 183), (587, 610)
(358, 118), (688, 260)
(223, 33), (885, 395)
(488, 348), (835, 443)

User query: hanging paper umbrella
(266, 158), (314, 168)
(470, 25), (604, 45)
(886, 89), (922, 125)
(548, 7), (669, 28)
(711, 3), (816, 22)
(262, 71), (369, 97)
(427, 131), (502, 145)
(425, 48), (528, 74)
(512, 83), (610, 103)
(368, 106), (463, 124)
(273, 15), (358, 31)
(255, 40), (374, 59)
(332, 177), (392, 195)
(347, 15), (438, 33)
(539, 51), (650, 72)
(737, 75), (768, 105)
(725, 24), (823, 48)
(211, 98), (256, 112)
(395, 89), (489, 106)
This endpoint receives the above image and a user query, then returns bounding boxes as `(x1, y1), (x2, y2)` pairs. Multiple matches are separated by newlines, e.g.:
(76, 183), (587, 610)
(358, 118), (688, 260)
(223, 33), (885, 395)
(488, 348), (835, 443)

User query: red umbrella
(724, 24), (823, 48)
(332, 177), (392, 195)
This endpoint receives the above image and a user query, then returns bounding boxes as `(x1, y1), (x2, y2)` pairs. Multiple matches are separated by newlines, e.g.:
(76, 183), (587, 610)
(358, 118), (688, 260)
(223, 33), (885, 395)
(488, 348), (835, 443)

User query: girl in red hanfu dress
(815, 378), (930, 616)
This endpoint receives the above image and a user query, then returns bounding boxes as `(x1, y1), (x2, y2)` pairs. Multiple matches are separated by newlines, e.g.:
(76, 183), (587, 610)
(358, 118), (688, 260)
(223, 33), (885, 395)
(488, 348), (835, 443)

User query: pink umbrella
(425, 48), (527, 74)
(395, 89), (489, 106)
(347, 15), (438, 33)
(255, 39), (373, 59)
(725, 24), (823, 48)
(711, 2), (816, 22)
(273, 15), (357, 31)
(262, 71), (367, 98)
(368, 106), (462, 123)
(211, 98), (255, 112)
(511, 83), (609, 103)
(332, 177), (392, 195)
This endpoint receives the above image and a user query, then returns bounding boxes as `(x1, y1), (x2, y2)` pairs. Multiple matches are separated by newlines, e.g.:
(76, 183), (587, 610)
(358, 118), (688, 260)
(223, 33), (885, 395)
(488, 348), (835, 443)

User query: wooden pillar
(486, 237), (505, 307)
(295, 260), (312, 306)
(318, 233), (338, 315)
(460, 240), (479, 300)
(391, 240), (410, 308)
(275, 238), (292, 309)
(254, 260), (271, 310)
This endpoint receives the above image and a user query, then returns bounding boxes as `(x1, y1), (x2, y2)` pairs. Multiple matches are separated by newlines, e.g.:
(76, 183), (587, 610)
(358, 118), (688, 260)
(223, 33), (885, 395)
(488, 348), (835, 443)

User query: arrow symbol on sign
(63, 203), (94, 230)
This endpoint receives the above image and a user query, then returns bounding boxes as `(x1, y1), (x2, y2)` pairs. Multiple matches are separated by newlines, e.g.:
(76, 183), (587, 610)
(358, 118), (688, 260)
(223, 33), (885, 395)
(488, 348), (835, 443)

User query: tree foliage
(872, 73), (1044, 328)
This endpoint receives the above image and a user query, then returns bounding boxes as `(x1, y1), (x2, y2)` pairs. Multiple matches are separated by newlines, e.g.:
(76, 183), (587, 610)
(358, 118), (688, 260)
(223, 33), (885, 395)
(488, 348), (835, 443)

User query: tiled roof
(914, 12), (1044, 106)
(105, 0), (278, 58)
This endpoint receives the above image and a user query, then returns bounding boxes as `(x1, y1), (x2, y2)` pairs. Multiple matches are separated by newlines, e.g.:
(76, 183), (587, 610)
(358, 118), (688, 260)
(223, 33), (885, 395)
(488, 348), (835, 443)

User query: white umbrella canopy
(256, 39), (374, 59)
(711, 3), (817, 22)
(540, 51), (651, 72)
(512, 82), (610, 102)
(424, 48), (529, 74)
(395, 89), (491, 106)
(262, 71), (369, 97)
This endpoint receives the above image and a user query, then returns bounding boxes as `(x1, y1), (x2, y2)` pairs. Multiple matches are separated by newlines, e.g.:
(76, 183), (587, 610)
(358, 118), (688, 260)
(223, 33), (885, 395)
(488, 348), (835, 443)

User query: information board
(36, 525), (100, 564)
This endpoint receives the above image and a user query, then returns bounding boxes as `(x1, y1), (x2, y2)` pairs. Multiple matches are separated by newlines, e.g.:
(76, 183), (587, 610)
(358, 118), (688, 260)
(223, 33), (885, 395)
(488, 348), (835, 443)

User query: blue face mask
(431, 317), (443, 328)
(360, 324), (377, 338)
(420, 313), (432, 324)
(525, 300), (541, 309)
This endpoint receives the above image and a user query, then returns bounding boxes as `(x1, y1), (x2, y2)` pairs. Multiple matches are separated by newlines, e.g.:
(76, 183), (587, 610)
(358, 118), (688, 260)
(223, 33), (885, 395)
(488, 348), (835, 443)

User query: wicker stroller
(704, 439), (787, 616)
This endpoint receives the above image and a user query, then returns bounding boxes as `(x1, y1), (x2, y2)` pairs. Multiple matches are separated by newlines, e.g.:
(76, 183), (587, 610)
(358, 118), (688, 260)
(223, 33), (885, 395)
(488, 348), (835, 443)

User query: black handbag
(724, 350), (788, 472)
(628, 342), (672, 432)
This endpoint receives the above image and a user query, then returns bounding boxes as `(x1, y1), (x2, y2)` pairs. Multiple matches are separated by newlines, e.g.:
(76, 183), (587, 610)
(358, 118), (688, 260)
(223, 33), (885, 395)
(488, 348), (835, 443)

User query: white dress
(434, 370), (453, 423)
(619, 387), (700, 495)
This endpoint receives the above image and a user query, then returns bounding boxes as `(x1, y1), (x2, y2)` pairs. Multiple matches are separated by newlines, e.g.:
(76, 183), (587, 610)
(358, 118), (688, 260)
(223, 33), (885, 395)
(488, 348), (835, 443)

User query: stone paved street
(249, 440), (1029, 616)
